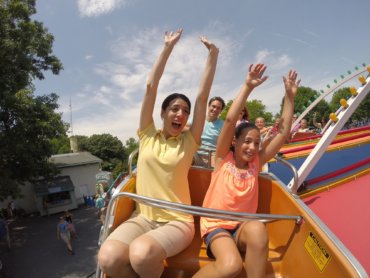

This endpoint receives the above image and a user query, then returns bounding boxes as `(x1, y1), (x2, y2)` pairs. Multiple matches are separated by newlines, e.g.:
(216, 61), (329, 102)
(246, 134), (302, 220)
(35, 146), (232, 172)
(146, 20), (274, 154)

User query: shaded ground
(0, 206), (101, 278)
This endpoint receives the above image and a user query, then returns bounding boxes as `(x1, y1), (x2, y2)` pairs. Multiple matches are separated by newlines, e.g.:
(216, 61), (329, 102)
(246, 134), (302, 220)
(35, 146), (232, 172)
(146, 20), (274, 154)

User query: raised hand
(283, 70), (301, 98)
(164, 28), (183, 47)
(246, 64), (268, 89)
(200, 36), (219, 54)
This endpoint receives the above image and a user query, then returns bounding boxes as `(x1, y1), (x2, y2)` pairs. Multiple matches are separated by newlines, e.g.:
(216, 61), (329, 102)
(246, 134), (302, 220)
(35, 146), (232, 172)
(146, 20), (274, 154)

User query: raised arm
(312, 112), (321, 129)
(139, 29), (183, 131)
(216, 64), (268, 162)
(259, 70), (300, 166)
(189, 37), (219, 144)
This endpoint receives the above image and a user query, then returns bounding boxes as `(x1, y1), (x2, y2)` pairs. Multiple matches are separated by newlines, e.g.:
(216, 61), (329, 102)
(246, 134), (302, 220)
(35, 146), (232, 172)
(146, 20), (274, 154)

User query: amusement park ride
(96, 65), (370, 277)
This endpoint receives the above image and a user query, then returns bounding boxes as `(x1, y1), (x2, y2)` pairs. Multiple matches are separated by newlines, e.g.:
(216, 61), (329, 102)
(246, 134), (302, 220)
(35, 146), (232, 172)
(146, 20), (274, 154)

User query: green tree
(330, 87), (370, 123)
(83, 134), (125, 161)
(112, 137), (139, 178)
(75, 135), (89, 151)
(330, 88), (351, 112)
(124, 137), (139, 158)
(220, 99), (273, 124)
(246, 99), (273, 124)
(78, 134), (125, 172)
(280, 86), (330, 126)
(0, 0), (64, 200)
(50, 135), (71, 154)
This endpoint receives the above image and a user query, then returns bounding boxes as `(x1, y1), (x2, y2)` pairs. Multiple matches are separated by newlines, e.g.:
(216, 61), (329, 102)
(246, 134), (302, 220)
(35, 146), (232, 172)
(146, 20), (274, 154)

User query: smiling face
(300, 119), (308, 129)
(161, 98), (190, 138)
(232, 127), (260, 167)
(255, 117), (265, 129)
(207, 100), (223, 122)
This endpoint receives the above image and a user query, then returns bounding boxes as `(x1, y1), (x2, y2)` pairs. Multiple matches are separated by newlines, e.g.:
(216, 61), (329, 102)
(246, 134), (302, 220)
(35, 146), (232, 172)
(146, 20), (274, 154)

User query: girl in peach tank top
(194, 64), (300, 278)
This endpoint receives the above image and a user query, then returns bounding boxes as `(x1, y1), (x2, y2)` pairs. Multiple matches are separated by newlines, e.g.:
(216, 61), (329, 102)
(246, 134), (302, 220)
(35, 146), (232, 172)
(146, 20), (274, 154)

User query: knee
(98, 241), (128, 274)
(246, 222), (268, 250)
(216, 255), (243, 277)
(130, 238), (165, 268)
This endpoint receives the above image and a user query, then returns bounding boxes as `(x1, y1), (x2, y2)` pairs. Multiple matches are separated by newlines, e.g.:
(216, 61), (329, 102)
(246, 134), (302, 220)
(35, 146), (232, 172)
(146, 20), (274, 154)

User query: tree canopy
(220, 99), (273, 124)
(330, 87), (370, 123)
(0, 0), (64, 200)
(279, 86), (331, 127)
(50, 133), (140, 179)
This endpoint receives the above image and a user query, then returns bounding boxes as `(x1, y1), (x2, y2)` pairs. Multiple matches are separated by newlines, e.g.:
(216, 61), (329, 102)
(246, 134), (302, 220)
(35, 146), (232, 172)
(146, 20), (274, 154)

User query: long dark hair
(231, 122), (259, 152)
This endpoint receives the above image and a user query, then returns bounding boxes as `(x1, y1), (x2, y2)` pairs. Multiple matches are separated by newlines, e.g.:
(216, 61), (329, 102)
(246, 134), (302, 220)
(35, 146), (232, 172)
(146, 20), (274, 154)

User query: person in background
(255, 116), (273, 171)
(57, 216), (74, 255)
(95, 194), (105, 223)
(290, 114), (300, 133)
(297, 118), (309, 132)
(313, 112), (326, 133)
(0, 216), (10, 250)
(7, 201), (14, 218)
(190, 96), (225, 167)
(64, 210), (77, 239)
(194, 65), (300, 278)
(196, 96), (226, 164)
(236, 105), (249, 127)
(255, 117), (270, 139)
(98, 28), (219, 278)
(202, 96), (226, 149)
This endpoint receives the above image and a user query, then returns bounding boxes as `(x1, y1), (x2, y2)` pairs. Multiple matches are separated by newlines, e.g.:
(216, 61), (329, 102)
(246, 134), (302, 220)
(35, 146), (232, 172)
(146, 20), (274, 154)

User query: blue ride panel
(269, 142), (370, 185)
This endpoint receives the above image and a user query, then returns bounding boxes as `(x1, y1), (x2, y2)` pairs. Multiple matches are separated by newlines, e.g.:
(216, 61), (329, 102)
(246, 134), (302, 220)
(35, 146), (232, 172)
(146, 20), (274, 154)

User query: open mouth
(172, 122), (182, 130)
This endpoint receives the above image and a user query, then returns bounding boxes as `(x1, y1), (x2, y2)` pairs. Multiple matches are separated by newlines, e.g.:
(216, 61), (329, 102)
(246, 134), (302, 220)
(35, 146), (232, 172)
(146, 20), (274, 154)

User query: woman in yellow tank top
(98, 28), (219, 278)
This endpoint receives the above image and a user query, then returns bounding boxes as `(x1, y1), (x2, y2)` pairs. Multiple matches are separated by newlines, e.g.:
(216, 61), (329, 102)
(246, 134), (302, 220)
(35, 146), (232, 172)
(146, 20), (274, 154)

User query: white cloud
(63, 26), (299, 143)
(77, 0), (130, 17)
(65, 27), (243, 142)
(255, 49), (273, 64)
(254, 50), (293, 72)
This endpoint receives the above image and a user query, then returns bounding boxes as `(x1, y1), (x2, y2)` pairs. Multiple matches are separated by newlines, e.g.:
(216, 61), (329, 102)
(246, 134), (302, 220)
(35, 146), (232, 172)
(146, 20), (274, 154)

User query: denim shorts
(204, 226), (239, 259)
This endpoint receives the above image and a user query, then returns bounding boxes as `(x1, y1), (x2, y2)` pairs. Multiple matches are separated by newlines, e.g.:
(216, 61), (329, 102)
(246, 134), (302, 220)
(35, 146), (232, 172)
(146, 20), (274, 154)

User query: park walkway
(0, 206), (101, 278)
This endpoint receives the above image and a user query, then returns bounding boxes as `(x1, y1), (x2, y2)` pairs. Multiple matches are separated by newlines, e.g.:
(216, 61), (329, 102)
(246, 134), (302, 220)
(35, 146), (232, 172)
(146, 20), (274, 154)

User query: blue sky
(33, 0), (370, 143)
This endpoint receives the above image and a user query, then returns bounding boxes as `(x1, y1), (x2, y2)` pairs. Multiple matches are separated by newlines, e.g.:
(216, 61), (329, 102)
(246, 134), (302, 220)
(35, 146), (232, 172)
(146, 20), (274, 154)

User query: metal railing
(96, 150), (302, 278)
(99, 191), (302, 246)
(275, 155), (299, 196)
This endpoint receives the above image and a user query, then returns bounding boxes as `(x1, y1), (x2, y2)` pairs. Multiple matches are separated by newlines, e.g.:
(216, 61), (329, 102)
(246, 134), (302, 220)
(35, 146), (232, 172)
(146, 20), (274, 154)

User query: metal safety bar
(96, 192), (302, 278)
(193, 147), (215, 169)
(100, 192), (302, 242)
(128, 148), (139, 177)
(275, 155), (299, 196)
(124, 192), (301, 222)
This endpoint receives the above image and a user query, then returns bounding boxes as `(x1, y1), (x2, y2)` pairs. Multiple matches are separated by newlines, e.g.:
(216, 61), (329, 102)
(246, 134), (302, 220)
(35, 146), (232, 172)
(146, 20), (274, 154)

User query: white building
(3, 152), (102, 216)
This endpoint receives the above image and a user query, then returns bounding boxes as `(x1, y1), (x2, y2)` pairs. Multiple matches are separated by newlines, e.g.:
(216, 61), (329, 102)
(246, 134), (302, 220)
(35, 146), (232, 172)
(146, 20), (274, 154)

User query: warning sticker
(304, 231), (331, 272)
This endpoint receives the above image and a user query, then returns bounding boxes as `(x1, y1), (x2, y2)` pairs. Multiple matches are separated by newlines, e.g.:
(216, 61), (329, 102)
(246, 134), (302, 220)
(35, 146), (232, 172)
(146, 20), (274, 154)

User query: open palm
(283, 70), (301, 98)
(246, 64), (268, 89)
(165, 28), (183, 47)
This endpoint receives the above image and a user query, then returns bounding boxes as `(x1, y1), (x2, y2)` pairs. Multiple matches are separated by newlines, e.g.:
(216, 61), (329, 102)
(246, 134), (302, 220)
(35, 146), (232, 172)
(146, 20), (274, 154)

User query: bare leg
(129, 235), (167, 278)
(5, 233), (11, 250)
(98, 240), (138, 278)
(66, 239), (73, 252)
(193, 232), (243, 278)
(237, 221), (268, 278)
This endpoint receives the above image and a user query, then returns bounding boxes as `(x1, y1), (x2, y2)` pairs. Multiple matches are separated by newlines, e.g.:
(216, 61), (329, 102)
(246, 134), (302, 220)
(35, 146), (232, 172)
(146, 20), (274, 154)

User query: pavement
(0, 206), (101, 278)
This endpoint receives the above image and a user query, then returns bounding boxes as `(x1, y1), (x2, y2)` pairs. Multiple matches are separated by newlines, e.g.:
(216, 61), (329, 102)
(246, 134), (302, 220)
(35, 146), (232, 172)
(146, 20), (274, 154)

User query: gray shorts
(107, 212), (195, 257)
(60, 232), (70, 242)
